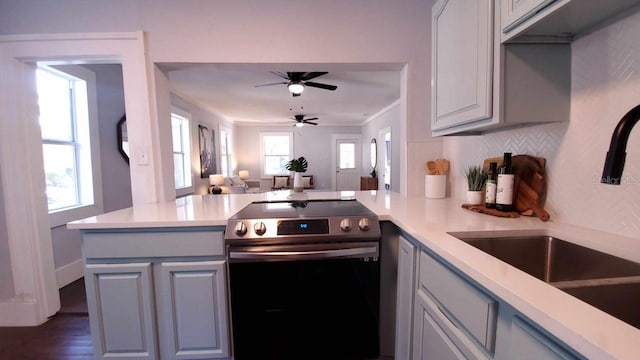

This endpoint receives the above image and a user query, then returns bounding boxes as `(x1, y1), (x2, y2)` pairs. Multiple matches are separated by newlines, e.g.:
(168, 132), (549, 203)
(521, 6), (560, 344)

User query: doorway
(332, 135), (361, 191)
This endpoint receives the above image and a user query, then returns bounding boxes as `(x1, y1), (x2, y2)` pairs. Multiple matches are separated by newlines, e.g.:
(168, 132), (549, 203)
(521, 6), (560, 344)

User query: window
(260, 132), (293, 177)
(339, 143), (356, 169)
(36, 65), (101, 225)
(220, 127), (232, 177)
(171, 109), (192, 194)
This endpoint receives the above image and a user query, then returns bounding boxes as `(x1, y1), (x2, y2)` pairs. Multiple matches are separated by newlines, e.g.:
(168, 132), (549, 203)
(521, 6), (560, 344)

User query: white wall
(171, 94), (234, 195)
(235, 124), (362, 190)
(443, 10), (640, 239)
(0, 0), (439, 195)
(361, 102), (402, 191)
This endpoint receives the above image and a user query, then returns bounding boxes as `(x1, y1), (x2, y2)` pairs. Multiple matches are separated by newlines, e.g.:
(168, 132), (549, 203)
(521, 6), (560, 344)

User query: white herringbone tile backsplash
(443, 10), (640, 239)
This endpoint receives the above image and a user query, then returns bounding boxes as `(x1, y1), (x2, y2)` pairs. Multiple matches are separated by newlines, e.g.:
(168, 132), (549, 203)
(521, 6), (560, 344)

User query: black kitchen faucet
(601, 104), (640, 185)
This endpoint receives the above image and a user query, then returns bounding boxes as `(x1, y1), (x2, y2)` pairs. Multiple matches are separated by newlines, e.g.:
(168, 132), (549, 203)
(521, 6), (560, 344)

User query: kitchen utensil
(427, 161), (437, 175)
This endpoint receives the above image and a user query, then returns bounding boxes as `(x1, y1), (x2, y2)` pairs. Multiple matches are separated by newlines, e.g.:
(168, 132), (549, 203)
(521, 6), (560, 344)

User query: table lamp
(209, 174), (224, 194)
(239, 170), (249, 180)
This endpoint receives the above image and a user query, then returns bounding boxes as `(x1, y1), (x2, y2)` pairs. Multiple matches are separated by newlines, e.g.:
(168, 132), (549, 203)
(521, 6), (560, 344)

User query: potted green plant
(464, 165), (486, 205)
(285, 156), (308, 192)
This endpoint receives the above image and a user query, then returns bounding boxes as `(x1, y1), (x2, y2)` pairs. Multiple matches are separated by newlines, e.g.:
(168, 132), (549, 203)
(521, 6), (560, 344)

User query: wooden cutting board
(481, 155), (549, 221)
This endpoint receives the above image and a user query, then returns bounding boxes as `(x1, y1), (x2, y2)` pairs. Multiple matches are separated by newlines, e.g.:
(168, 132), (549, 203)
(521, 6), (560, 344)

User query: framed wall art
(198, 124), (217, 178)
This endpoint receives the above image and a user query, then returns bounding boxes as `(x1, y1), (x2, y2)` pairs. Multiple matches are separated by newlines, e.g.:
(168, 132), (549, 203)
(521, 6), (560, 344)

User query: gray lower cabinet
(413, 289), (489, 360)
(81, 228), (229, 360)
(84, 263), (158, 360)
(156, 261), (229, 359)
(396, 235), (582, 360)
(510, 318), (578, 360)
(395, 236), (417, 359)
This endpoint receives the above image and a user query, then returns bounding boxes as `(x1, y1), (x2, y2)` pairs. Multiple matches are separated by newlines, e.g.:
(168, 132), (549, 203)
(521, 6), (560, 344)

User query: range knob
(358, 218), (370, 231)
(253, 222), (267, 236)
(339, 218), (352, 232)
(234, 222), (247, 236)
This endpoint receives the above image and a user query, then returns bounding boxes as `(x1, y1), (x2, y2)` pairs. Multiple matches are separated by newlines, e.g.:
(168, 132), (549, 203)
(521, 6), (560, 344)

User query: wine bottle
(496, 153), (515, 212)
(485, 162), (497, 208)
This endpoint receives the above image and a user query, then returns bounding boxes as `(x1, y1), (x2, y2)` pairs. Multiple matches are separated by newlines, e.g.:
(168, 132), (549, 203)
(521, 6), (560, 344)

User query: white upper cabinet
(501, 0), (556, 33)
(431, 0), (571, 136)
(501, 0), (640, 43)
(431, 0), (493, 132)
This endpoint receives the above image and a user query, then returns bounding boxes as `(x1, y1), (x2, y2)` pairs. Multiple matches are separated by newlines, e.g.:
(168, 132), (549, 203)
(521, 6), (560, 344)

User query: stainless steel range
(225, 199), (381, 359)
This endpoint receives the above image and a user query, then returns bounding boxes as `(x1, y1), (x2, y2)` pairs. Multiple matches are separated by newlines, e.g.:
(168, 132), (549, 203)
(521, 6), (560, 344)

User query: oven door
(228, 241), (380, 359)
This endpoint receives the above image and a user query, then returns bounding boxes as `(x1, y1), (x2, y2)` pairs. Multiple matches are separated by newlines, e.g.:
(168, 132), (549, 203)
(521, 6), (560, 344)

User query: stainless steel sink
(451, 234), (640, 329)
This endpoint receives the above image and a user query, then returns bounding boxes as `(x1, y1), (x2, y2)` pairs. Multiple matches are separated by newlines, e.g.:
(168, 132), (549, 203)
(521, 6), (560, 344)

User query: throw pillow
(274, 176), (288, 189)
(230, 175), (244, 186)
(223, 177), (233, 186)
(302, 176), (311, 188)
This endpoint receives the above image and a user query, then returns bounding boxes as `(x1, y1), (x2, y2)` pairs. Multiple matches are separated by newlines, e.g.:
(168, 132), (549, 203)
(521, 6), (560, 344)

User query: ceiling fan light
(288, 82), (305, 94)
(295, 122), (304, 127)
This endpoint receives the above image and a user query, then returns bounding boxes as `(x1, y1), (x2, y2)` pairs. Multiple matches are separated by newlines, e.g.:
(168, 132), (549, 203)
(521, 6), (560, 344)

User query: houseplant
(464, 165), (486, 205)
(285, 156), (308, 192)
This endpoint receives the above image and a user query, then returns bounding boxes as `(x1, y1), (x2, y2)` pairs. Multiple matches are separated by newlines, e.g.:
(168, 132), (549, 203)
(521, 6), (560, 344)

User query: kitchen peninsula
(69, 191), (640, 360)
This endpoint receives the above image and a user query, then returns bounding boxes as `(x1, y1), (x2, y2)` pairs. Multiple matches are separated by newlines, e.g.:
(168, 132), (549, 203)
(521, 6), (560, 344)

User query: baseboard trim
(0, 301), (46, 326)
(56, 259), (84, 289)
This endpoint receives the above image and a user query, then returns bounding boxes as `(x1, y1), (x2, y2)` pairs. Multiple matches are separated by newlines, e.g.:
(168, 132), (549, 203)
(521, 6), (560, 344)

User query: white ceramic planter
(293, 172), (304, 192)
(466, 190), (483, 205)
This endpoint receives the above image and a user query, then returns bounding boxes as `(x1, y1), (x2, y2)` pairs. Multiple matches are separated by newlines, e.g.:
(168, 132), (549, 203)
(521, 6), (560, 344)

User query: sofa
(218, 175), (261, 194)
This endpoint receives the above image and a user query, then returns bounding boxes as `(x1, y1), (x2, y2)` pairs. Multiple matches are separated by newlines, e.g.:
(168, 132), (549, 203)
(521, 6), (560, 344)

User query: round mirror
(117, 115), (130, 164)
(370, 138), (377, 170)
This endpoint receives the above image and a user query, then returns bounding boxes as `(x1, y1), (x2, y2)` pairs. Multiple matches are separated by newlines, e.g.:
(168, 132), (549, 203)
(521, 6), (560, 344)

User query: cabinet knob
(235, 222), (247, 236)
(254, 222), (267, 236)
(339, 218), (352, 232)
(358, 218), (370, 231)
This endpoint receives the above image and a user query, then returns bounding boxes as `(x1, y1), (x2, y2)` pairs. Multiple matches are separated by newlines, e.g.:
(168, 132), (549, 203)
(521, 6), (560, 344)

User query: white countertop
(69, 190), (640, 359)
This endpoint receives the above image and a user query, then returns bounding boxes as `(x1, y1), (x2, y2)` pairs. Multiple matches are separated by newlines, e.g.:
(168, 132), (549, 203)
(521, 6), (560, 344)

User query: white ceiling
(163, 63), (402, 127)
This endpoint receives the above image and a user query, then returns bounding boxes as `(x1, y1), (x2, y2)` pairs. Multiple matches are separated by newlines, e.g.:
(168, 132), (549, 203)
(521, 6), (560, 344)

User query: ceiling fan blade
(254, 81), (288, 87)
(303, 117), (318, 121)
(270, 71), (290, 80)
(287, 72), (305, 81)
(304, 81), (337, 91)
(301, 72), (328, 81)
(304, 121), (318, 125)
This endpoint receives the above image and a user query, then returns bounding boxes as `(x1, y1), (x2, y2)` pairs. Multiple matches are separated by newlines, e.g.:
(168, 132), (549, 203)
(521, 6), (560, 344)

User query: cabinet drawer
(83, 229), (224, 258)
(511, 318), (579, 360)
(419, 251), (498, 352)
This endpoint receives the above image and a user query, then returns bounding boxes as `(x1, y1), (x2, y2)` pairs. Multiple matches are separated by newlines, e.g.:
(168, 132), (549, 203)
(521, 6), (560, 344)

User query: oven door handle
(229, 246), (378, 261)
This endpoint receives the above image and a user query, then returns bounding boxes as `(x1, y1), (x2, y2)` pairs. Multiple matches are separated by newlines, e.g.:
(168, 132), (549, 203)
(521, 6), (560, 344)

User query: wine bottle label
(485, 181), (497, 204)
(496, 174), (514, 205)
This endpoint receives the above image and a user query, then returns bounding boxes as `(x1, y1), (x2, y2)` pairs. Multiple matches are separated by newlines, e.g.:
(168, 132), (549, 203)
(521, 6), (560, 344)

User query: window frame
(171, 106), (194, 197)
(37, 64), (103, 228)
(220, 126), (233, 178)
(259, 132), (294, 178)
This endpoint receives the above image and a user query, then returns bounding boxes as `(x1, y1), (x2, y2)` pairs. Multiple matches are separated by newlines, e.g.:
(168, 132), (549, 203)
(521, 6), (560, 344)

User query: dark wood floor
(0, 279), (93, 359)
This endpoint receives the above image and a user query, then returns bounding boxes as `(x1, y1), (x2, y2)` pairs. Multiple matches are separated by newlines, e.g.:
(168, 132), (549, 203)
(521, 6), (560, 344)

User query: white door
(335, 138), (360, 191)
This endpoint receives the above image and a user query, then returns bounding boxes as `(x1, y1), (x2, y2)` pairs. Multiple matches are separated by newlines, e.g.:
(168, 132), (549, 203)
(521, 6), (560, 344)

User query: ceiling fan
(292, 114), (318, 127)
(255, 72), (338, 97)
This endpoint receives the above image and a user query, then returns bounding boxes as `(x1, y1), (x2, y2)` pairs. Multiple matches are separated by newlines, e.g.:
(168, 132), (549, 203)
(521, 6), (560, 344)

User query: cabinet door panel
(432, 0), (493, 131)
(511, 318), (579, 360)
(395, 236), (417, 359)
(85, 263), (157, 360)
(501, 0), (556, 32)
(158, 261), (229, 359)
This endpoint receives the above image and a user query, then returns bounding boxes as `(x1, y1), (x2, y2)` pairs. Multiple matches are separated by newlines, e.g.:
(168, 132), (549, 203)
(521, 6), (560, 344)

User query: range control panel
(225, 216), (380, 245)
